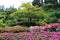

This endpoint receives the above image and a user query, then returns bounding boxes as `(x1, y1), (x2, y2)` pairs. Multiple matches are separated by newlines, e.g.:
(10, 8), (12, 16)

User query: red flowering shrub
(43, 23), (60, 32)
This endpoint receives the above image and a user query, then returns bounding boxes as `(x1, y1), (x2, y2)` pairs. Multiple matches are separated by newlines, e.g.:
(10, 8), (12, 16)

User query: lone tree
(10, 3), (46, 26)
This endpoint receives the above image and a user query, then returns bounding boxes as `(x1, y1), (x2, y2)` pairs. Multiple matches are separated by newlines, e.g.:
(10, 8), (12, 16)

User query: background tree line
(0, 0), (60, 27)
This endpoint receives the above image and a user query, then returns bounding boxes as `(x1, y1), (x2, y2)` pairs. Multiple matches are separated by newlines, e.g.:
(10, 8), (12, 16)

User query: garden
(0, 0), (60, 40)
(0, 23), (60, 40)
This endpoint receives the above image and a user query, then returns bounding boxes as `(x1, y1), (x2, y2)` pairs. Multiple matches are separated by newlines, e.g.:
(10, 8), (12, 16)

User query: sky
(0, 0), (33, 8)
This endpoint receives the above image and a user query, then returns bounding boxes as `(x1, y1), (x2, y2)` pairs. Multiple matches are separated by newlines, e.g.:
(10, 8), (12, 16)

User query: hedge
(0, 27), (29, 33)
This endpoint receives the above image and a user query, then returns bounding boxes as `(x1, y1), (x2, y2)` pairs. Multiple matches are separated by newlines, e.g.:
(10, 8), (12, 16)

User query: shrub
(0, 19), (5, 27)
(0, 32), (60, 40)
(36, 21), (47, 26)
(29, 26), (43, 32)
(43, 23), (60, 32)
(19, 22), (37, 27)
(0, 27), (29, 33)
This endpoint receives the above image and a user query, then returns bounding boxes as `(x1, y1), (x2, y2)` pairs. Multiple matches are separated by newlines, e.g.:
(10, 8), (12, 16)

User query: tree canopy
(10, 3), (46, 23)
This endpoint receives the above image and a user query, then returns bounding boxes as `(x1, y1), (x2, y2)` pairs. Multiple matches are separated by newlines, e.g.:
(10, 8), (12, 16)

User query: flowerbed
(0, 32), (40, 40)
(0, 31), (60, 40)
(40, 31), (60, 40)
(0, 23), (60, 40)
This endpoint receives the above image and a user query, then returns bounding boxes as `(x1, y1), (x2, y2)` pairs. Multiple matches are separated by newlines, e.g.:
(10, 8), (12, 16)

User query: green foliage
(32, 0), (58, 8)
(0, 6), (17, 27)
(10, 3), (46, 24)
(0, 19), (6, 27)
(32, 0), (41, 6)
(36, 21), (47, 26)
(32, 0), (60, 24)
(5, 20), (15, 26)
(0, 2), (60, 27)
(9, 3), (47, 26)
(5, 6), (17, 14)
(44, 17), (58, 24)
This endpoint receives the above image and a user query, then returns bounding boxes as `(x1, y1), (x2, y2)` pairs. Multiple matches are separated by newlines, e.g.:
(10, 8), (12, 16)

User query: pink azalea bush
(0, 23), (60, 40)
(0, 32), (60, 40)
(0, 32), (41, 40)
(44, 23), (60, 29)
(43, 23), (60, 31)
(40, 31), (60, 40)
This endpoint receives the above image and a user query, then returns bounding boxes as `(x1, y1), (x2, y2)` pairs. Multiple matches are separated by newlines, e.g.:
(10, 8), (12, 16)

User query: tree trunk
(29, 18), (32, 23)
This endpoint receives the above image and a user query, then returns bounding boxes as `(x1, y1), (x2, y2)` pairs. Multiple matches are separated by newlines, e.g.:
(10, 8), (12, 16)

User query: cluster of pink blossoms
(0, 23), (60, 40)
(43, 23), (60, 30)
(0, 31), (60, 40)
(29, 23), (60, 31)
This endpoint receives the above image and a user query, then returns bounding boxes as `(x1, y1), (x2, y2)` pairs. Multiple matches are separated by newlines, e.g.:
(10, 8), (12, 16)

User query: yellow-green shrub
(36, 21), (47, 26)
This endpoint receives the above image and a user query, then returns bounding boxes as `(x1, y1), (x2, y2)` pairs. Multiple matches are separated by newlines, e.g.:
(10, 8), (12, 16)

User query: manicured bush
(0, 27), (29, 33)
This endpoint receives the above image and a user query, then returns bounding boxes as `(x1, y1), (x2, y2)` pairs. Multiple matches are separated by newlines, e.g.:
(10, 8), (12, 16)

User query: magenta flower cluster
(0, 32), (40, 40)
(44, 23), (60, 30)
(29, 23), (60, 31)
(0, 23), (60, 40)
(40, 31), (60, 40)
(0, 31), (60, 40)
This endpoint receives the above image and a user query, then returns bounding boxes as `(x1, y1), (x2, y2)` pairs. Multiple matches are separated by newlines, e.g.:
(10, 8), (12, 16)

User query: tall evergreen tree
(32, 0), (42, 6)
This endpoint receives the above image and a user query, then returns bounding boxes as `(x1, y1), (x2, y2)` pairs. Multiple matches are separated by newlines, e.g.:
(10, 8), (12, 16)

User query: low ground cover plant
(0, 32), (60, 40)
(0, 27), (29, 33)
